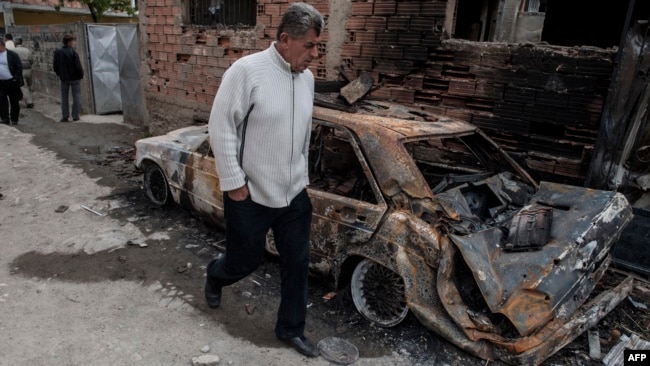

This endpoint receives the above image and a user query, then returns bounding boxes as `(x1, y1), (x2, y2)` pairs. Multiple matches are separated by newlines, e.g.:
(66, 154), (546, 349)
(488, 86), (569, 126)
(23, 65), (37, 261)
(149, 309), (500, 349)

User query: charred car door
(181, 135), (225, 225)
(305, 120), (388, 280)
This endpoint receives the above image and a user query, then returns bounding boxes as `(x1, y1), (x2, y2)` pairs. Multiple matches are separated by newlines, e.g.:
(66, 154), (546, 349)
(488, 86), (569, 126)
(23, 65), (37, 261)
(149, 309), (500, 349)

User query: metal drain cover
(317, 337), (359, 364)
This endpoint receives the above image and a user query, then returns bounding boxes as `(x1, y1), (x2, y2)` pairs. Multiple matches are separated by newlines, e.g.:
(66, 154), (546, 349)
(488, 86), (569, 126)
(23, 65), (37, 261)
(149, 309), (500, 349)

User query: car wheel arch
(340, 249), (413, 327)
(142, 160), (172, 207)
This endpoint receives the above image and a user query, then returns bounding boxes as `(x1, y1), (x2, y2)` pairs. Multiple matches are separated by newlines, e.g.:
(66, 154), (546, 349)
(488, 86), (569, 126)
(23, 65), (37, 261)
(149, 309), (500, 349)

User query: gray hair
(276, 2), (324, 41)
(14, 37), (22, 46)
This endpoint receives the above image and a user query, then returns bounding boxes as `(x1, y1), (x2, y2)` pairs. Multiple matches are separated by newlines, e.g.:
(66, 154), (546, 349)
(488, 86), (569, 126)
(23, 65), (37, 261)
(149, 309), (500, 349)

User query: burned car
(135, 102), (634, 365)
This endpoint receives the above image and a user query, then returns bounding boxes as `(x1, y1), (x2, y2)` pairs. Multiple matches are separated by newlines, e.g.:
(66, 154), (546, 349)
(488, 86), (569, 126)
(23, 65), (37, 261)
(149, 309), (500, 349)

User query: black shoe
(26, 104), (34, 108)
(73, 118), (80, 121)
(204, 278), (222, 309)
(10, 120), (17, 125)
(60, 118), (69, 122)
(279, 336), (320, 358)
(1, 119), (9, 124)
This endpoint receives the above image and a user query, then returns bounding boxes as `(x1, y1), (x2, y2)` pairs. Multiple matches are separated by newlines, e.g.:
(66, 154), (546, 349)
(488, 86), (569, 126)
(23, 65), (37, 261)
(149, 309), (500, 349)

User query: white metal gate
(117, 25), (145, 124)
(86, 24), (143, 122)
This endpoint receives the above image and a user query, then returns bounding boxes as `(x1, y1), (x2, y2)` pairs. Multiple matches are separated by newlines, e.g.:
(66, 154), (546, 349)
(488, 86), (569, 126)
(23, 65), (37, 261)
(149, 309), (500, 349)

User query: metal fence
(190, 0), (256, 27)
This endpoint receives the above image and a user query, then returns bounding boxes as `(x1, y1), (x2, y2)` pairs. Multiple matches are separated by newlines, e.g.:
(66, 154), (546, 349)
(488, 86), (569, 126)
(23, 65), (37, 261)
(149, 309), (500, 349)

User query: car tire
(351, 258), (409, 327)
(143, 163), (171, 206)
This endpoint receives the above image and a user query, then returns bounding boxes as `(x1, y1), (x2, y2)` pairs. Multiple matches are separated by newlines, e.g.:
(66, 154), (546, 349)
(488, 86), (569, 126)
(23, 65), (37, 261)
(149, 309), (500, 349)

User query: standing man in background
(53, 34), (84, 122)
(0, 39), (23, 125)
(13, 38), (33, 109)
(205, 2), (323, 358)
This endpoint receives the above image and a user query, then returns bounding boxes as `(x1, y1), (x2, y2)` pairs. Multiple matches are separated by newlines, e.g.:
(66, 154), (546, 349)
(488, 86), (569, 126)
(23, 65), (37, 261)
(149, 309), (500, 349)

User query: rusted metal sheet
(340, 72), (374, 105)
(447, 182), (633, 336)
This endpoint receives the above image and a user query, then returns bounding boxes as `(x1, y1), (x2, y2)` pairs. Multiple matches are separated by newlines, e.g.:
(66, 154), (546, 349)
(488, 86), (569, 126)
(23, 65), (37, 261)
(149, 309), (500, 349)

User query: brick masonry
(143, 0), (616, 182)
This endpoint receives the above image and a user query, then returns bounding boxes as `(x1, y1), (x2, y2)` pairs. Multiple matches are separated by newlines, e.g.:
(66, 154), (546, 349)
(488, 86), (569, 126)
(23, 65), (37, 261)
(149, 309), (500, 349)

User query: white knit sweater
(208, 43), (313, 208)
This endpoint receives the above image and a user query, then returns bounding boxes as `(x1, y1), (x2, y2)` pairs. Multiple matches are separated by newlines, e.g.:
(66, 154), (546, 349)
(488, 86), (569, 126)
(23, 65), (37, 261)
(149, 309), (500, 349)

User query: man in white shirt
(206, 2), (323, 358)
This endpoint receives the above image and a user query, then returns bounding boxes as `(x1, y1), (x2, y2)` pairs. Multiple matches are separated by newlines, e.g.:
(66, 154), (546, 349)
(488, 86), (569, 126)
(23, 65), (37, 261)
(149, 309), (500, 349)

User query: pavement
(31, 91), (127, 126)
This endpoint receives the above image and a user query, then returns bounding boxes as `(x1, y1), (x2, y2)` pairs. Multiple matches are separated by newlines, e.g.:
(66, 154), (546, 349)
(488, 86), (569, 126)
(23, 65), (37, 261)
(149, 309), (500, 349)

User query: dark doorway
(455, 0), (498, 42)
(542, 0), (650, 48)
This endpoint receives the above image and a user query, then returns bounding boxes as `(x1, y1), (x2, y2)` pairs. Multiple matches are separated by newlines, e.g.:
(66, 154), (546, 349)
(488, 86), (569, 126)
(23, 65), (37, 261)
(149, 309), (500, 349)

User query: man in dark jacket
(0, 39), (23, 125)
(53, 34), (84, 122)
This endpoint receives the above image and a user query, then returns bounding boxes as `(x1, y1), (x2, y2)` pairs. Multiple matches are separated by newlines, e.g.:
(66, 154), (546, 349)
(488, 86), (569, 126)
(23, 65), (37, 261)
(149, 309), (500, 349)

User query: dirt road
(0, 96), (461, 366)
(2, 95), (647, 366)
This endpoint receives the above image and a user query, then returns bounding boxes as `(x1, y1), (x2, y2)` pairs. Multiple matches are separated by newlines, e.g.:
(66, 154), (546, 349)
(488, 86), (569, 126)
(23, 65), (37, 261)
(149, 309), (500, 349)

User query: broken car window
(309, 123), (378, 204)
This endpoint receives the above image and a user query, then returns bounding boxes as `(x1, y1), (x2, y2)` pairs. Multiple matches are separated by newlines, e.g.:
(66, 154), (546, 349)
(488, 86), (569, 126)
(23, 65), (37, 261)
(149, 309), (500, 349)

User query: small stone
(200, 345), (210, 353)
(241, 291), (252, 298)
(176, 266), (188, 273)
(192, 354), (220, 366)
(245, 303), (255, 314)
(336, 325), (348, 334)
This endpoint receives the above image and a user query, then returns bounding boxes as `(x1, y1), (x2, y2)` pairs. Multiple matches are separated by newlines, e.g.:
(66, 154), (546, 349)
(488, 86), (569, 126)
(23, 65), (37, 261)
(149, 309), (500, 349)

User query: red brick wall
(143, 0), (615, 181)
(414, 41), (614, 181)
(142, 0), (268, 132)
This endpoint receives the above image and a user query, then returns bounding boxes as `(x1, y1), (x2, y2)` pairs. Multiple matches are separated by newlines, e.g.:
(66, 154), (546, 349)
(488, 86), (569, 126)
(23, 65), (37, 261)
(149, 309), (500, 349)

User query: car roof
(148, 104), (481, 200)
(313, 103), (479, 199)
(313, 102), (477, 140)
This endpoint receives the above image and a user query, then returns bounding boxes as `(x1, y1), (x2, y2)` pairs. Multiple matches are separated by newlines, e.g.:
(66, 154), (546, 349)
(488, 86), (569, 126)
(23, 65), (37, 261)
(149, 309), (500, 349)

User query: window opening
(454, 0), (498, 42)
(189, 0), (256, 27)
(309, 124), (378, 204)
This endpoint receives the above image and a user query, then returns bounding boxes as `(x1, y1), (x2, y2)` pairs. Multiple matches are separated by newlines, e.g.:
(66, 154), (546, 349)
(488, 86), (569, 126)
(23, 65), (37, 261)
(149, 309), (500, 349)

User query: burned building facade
(141, 0), (650, 184)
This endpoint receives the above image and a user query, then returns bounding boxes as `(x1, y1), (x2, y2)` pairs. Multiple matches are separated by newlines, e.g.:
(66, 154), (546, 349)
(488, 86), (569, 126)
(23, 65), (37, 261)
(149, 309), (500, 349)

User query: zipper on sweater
(286, 73), (295, 206)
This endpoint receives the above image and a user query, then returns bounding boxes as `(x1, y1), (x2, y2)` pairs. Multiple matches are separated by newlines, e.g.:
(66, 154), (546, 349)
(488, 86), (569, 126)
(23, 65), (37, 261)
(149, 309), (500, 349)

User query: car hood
(135, 125), (208, 166)
(437, 178), (633, 337)
(136, 125), (208, 151)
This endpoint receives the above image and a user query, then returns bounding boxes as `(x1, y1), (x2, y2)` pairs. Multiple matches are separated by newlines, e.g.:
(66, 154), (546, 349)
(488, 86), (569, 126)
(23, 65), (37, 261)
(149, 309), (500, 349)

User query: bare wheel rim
(351, 259), (408, 327)
(143, 164), (169, 206)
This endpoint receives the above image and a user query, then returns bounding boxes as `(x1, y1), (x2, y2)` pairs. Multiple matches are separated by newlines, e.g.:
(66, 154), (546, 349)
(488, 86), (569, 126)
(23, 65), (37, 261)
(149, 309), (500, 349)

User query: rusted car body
(135, 102), (634, 365)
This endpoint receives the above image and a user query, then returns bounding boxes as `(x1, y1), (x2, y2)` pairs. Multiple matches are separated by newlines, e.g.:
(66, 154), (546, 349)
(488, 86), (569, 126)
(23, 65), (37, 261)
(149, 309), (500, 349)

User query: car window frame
(310, 118), (387, 209)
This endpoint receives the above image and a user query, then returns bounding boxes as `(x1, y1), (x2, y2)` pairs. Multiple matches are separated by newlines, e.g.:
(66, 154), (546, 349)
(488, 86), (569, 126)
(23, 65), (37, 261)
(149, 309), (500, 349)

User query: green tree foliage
(56, 0), (136, 23)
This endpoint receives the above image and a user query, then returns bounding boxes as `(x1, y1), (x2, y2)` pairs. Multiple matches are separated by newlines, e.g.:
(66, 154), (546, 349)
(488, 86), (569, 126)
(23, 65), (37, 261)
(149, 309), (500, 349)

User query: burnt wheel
(351, 259), (408, 327)
(143, 163), (171, 206)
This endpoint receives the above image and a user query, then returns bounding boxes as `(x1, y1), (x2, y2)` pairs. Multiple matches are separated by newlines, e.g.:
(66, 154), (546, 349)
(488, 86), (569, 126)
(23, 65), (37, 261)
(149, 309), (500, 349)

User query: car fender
(345, 209), (497, 360)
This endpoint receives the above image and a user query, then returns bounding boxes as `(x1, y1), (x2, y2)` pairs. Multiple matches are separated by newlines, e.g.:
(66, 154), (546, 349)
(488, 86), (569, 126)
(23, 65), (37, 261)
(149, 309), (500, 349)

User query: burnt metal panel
(448, 182), (633, 336)
(612, 207), (650, 276)
(587, 20), (650, 189)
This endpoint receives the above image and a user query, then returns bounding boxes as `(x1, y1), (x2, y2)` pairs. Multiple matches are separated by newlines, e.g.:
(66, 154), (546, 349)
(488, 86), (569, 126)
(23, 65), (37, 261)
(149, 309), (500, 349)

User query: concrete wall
(8, 23), (94, 116)
(141, 0), (616, 182)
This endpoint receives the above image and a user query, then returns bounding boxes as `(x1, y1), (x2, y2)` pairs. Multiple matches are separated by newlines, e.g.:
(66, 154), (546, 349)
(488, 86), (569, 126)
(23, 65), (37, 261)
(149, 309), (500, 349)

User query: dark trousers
(0, 79), (21, 122)
(207, 189), (312, 339)
(60, 80), (81, 120)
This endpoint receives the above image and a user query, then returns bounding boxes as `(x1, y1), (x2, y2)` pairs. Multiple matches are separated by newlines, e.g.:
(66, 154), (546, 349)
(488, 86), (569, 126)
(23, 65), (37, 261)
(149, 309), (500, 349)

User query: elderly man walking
(205, 2), (324, 358)
(12, 38), (33, 108)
